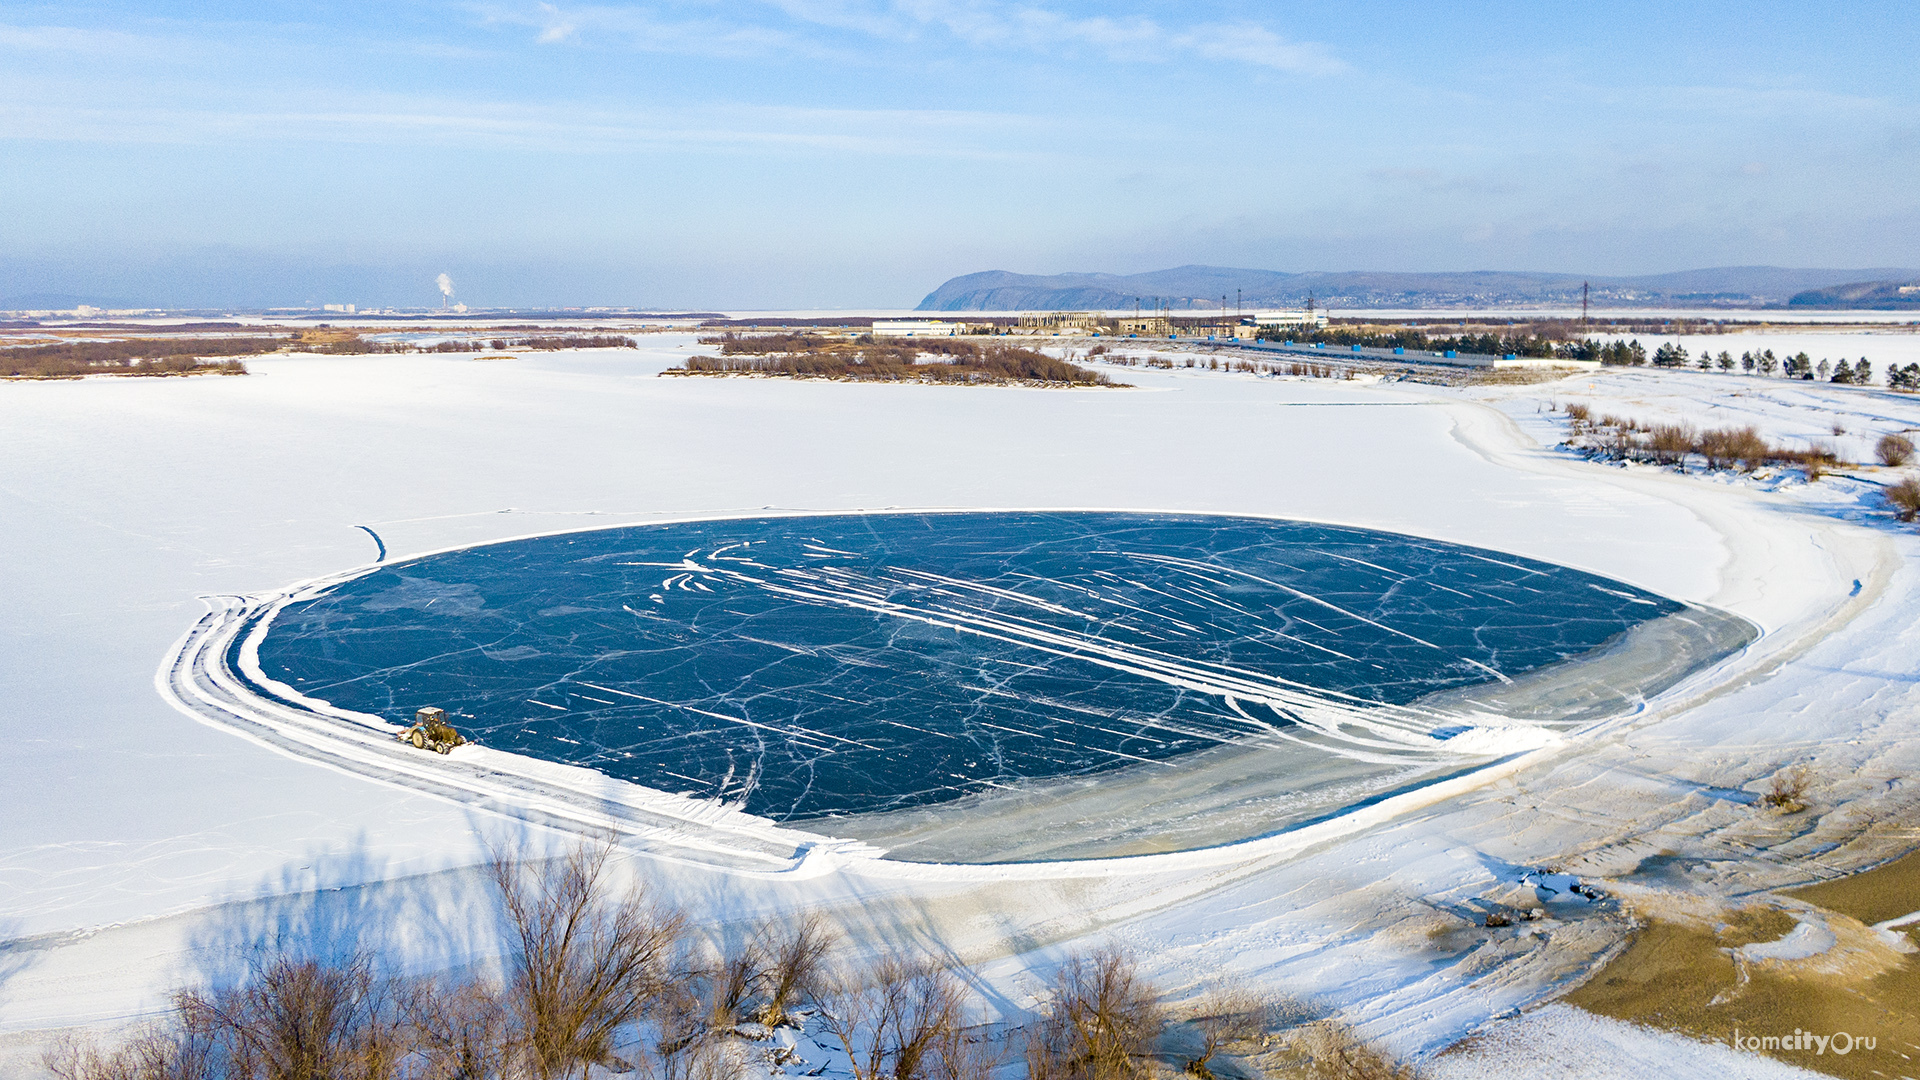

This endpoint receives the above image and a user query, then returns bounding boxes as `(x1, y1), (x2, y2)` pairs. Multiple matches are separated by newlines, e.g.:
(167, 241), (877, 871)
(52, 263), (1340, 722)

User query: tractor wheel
(437, 743), (452, 755)
(410, 729), (426, 749)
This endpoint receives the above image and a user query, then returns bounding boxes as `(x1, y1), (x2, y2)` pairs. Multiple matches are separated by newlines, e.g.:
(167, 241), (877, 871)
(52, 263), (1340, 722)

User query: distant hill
(916, 265), (1920, 311)
(1787, 279), (1920, 309)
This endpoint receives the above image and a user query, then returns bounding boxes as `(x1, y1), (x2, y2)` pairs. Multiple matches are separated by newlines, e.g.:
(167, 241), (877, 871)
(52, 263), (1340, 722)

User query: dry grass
(1255, 1020), (1417, 1080)
(1180, 983), (1275, 1079)
(1465, 365), (1583, 386)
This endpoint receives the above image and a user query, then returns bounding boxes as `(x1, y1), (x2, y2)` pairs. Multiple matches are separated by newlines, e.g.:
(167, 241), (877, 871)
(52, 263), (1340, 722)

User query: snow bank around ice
(1431, 720), (1563, 755)
(1429, 1004), (1826, 1080)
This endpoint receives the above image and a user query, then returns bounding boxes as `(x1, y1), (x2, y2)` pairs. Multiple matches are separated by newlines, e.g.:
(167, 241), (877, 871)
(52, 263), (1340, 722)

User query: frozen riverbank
(2, 341), (1916, 1074)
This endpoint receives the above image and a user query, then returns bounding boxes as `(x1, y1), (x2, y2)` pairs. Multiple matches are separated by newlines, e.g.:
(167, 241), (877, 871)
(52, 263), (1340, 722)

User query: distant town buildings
(1017, 311), (1104, 334)
(872, 319), (976, 337)
(999, 310), (1324, 339)
(1252, 310), (1329, 330)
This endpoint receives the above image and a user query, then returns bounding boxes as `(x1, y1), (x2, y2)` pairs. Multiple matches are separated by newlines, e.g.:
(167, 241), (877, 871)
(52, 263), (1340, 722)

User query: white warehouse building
(872, 319), (976, 337)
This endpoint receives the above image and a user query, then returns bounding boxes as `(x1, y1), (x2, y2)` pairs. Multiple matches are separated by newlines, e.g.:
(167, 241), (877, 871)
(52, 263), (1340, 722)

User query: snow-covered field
(4, 336), (1918, 1078)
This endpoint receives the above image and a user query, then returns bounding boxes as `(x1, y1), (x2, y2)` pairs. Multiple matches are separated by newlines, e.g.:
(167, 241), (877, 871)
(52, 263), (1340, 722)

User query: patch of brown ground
(1562, 856), (1920, 1079)
(1787, 848), (1920, 928)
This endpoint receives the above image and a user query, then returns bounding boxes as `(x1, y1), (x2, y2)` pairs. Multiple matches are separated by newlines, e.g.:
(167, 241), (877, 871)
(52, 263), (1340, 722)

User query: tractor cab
(398, 706), (467, 754)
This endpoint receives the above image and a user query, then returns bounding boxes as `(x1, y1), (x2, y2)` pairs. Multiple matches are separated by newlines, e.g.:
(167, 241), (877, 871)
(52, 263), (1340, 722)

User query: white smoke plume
(436, 273), (454, 298)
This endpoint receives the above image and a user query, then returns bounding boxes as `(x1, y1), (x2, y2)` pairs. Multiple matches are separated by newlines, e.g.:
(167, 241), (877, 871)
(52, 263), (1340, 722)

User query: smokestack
(436, 273), (454, 310)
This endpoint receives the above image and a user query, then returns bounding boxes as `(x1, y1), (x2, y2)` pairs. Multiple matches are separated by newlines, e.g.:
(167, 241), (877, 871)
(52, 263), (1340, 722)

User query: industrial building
(1252, 310), (1329, 330)
(872, 319), (977, 337)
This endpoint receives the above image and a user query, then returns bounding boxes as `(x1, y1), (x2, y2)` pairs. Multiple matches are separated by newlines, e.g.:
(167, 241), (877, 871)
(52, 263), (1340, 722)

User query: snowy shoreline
(5, 342), (1918, 1077)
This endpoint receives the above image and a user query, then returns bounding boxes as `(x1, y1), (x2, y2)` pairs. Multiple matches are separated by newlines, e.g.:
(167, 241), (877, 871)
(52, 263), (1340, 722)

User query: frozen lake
(255, 511), (1686, 828)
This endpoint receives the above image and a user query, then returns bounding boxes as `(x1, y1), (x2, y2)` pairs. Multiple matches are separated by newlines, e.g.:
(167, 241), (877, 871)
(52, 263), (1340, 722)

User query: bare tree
(819, 955), (982, 1080)
(175, 953), (406, 1080)
(488, 841), (688, 1080)
(1025, 949), (1163, 1080)
(756, 914), (837, 1028)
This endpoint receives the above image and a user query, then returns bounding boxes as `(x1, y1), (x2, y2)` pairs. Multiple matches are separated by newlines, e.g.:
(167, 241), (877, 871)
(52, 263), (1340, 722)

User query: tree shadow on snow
(175, 819), (531, 993)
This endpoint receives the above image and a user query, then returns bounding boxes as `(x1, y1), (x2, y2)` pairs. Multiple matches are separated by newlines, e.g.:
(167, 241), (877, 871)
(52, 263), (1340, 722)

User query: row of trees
(1243, 322), (1918, 391)
(672, 343), (1116, 387)
(1257, 325), (1572, 359)
(48, 842), (1413, 1080)
(1612, 342), (1920, 389)
(302, 335), (638, 355)
(2, 336), (279, 378)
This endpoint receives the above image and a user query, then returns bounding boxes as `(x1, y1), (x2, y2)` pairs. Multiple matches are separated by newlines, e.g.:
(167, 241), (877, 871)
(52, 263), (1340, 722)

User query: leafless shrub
(1762, 766), (1811, 814)
(1645, 422), (1697, 466)
(1799, 442), (1840, 480)
(1831, 420), (1848, 436)
(660, 1033), (746, 1080)
(818, 955), (983, 1080)
(489, 841), (688, 1080)
(1287, 1022), (1417, 1080)
(175, 953), (406, 1080)
(1695, 425), (1770, 471)
(1181, 982), (1274, 1079)
(1465, 366), (1580, 386)
(756, 914), (836, 1028)
(1876, 433), (1915, 467)
(1025, 948), (1163, 1080)
(400, 974), (514, 1080)
(44, 1028), (214, 1080)
(1563, 401), (1590, 424)
(658, 933), (766, 1061)
(1888, 475), (1920, 521)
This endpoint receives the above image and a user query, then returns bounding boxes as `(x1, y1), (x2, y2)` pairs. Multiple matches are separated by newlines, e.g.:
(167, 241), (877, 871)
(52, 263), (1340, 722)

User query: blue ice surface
(256, 512), (1680, 821)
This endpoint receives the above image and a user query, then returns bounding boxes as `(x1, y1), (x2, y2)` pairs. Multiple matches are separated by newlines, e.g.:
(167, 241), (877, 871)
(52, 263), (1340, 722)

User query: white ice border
(155, 506), (1797, 886)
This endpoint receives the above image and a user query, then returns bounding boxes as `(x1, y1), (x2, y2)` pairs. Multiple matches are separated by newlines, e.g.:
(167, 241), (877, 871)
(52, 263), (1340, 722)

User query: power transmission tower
(1582, 281), (1590, 324)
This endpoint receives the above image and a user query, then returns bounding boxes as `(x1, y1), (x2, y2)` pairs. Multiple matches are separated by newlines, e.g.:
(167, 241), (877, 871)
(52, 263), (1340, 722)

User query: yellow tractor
(398, 707), (467, 754)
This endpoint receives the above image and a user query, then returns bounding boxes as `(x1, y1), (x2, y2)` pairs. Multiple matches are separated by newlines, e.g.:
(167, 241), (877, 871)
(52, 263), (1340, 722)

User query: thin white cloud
(0, 89), (1055, 160)
(472, 3), (836, 58)
(491, 1), (1345, 74)
(0, 22), (193, 56)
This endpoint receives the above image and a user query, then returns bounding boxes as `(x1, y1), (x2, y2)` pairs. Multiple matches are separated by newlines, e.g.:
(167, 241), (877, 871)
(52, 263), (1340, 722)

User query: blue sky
(2, 1), (1916, 308)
